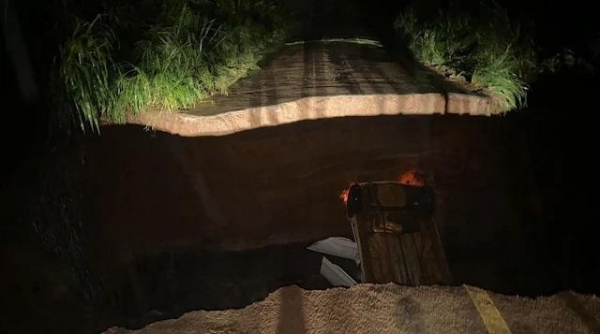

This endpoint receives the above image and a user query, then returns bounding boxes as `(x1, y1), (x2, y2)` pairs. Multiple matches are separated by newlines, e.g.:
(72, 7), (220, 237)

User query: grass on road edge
(394, 1), (538, 111)
(57, 0), (288, 133)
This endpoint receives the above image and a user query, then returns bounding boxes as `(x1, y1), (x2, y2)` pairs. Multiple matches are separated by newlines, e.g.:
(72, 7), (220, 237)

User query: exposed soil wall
(85, 115), (534, 292)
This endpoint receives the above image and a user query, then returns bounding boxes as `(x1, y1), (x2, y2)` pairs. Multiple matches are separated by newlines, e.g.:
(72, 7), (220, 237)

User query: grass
(59, 16), (118, 132)
(57, 0), (287, 132)
(394, 1), (538, 111)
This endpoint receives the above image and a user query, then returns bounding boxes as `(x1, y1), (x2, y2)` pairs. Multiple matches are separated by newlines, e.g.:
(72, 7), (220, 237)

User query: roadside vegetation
(14, 0), (288, 311)
(56, 0), (288, 132)
(394, 1), (539, 111)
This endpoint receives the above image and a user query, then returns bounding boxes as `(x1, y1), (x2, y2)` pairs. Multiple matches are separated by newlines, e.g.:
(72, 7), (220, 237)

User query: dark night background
(2, 0), (600, 332)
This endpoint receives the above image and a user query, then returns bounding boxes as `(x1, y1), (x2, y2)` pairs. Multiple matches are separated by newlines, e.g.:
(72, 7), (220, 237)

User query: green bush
(57, 0), (287, 132)
(395, 1), (538, 110)
(59, 16), (119, 132)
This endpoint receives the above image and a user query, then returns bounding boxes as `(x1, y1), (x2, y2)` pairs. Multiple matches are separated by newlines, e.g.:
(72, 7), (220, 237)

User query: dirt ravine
(87, 114), (526, 282)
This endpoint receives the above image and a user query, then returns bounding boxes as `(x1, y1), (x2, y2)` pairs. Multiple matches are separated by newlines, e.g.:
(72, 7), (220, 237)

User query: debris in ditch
(307, 237), (358, 262)
(319, 257), (358, 287)
(308, 237), (362, 286)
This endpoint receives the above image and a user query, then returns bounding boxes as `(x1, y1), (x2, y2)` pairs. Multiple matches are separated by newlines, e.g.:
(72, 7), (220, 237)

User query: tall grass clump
(394, 1), (538, 111)
(114, 5), (220, 120)
(471, 46), (527, 109)
(208, 0), (288, 92)
(56, 0), (288, 132)
(58, 16), (119, 132)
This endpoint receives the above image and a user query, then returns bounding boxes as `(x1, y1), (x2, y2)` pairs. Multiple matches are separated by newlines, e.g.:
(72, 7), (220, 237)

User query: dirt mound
(105, 284), (600, 334)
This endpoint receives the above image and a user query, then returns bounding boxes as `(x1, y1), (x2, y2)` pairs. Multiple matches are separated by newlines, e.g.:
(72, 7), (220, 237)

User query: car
(345, 181), (452, 285)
